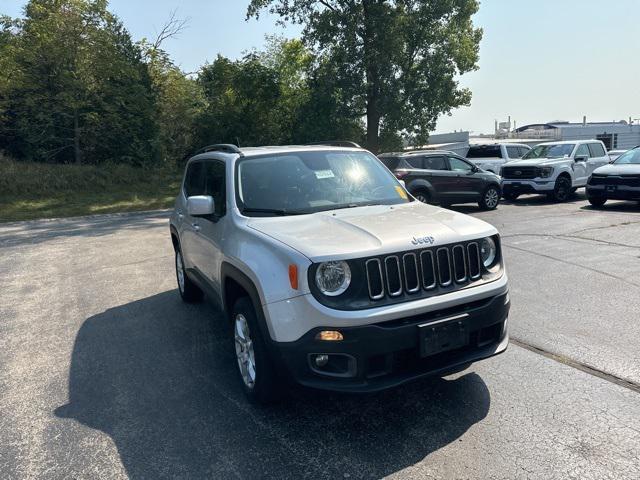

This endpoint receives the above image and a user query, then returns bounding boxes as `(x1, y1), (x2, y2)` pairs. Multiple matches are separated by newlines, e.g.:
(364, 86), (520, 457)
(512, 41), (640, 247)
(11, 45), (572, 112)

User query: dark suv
(379, 150), (502, 210)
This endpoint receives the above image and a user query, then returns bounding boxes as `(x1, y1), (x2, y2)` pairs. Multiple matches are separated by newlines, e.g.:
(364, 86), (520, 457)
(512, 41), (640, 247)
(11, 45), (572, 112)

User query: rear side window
(588, 143), (606, 158)
(423, 156), (447, 170)
(506, 146), (523, 159)
(405, 157), (423, 168)
(467, 145), (502, 158)
(204, 161), (227, 217)
(184, 162), (205, 197)
(519, 147), (531, 157)
(379, 156), (401, 170)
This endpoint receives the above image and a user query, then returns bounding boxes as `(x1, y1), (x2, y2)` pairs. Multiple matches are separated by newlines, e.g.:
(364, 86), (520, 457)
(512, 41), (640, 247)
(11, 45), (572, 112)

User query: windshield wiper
(241, 207), (307, 216)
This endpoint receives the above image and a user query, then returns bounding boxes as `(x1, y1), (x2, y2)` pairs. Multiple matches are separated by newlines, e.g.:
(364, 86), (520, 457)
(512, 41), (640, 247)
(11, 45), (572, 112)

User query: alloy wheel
(234, 314), (256, 388)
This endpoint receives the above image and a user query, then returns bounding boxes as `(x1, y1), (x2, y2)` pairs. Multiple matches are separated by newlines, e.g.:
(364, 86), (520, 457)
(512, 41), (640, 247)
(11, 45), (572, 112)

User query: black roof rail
(306, 140), (362, 148)
(196, 144), (242, 155)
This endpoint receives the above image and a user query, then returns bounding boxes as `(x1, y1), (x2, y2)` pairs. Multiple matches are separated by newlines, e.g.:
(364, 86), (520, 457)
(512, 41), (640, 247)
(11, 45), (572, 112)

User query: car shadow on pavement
(55, 290), (491, 479)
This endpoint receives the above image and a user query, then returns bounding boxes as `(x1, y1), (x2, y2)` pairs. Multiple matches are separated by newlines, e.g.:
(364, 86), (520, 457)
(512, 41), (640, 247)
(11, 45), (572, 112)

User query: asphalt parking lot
(1, 193), (640, 479)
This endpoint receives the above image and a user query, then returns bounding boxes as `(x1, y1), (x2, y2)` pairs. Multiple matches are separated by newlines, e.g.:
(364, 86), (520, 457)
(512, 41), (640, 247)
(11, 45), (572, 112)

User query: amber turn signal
(315, 330), (344, 341)
(288, 264), (298, 290)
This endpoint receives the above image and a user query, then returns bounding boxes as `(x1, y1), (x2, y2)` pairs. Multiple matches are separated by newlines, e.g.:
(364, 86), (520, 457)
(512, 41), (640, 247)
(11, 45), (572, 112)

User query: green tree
(247, 0), (482, 152)
(4, 0), (158, 165)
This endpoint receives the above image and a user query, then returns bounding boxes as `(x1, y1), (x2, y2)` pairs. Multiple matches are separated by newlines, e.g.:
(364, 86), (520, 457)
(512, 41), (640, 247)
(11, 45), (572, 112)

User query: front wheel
(232, 297), (281, 403)
(548, 176), (572, 202)
(412, 189), (431, 204)
(588, 197), (607, 207)
(175, 249), (203, 302)
(479, 185), (500, 210)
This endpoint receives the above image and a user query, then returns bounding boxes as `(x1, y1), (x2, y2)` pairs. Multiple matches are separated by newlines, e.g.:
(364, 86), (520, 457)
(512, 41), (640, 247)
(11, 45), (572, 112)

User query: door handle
(192, 223), (200, 232)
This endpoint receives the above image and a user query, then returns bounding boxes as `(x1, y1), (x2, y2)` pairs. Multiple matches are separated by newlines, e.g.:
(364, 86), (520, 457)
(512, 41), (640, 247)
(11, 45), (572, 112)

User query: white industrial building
(508, 120), (640, 150)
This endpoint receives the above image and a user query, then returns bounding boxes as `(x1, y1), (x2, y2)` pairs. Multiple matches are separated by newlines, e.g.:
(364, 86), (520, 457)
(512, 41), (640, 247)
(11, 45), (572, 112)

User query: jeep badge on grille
(411, 236), (435, 246)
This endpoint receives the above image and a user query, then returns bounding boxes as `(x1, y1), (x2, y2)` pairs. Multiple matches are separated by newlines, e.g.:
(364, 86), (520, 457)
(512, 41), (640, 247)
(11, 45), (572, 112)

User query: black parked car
(378, 150), (502, 210)
(586, 146), (640, 207)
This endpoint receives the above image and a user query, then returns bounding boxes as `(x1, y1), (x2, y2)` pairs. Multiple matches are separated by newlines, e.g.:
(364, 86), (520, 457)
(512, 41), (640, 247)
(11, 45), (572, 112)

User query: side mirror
(575, 155), (588, 162)
(187, 195), (215, 216)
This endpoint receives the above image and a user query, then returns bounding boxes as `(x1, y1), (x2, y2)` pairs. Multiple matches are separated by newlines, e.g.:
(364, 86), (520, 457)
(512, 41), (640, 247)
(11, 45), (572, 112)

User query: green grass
(0, 156), (182, 222)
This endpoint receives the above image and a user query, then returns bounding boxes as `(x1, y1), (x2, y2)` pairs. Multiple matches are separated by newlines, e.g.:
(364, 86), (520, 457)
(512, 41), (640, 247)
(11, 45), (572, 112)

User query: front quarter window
(236, 150), (410, 216)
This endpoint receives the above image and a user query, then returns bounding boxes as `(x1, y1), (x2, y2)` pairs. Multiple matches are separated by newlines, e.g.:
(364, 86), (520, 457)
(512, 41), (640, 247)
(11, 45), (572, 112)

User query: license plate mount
(418, 315), (469, 357)
(606, 185), (617, 193)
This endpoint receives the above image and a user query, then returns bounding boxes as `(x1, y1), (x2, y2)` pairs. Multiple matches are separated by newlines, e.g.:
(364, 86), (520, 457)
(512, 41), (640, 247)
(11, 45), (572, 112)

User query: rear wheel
(479, 185), (500, 210)
(412, 189), (431, 204)
(548, 176), (571, 202)
(503, 192), (519, 201)
(232, 297), (281, 404)
(588, 197), (607, 207)
(175, 249), (203, 302)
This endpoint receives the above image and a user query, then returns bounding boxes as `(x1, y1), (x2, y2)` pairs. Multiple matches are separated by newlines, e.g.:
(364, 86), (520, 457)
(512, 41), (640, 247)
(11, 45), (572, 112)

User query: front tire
(588, 197), (607, 207)
(232, 297), (281, 404)
(175, 249), (203, 302)
(548, 176), (571, 202)
(479, 185), (500, 210)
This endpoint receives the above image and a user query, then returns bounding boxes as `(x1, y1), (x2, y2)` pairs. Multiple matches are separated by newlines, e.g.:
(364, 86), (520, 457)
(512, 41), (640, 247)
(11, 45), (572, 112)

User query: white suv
(170, 144), (510, 402)
(501, 140), (610, 202)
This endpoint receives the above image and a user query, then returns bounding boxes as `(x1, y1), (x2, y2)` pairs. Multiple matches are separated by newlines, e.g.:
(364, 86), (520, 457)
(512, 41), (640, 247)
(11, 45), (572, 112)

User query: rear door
(448, 156), (483, 202)
(419, 155), (457, 202)
(587, 142), (609, 175)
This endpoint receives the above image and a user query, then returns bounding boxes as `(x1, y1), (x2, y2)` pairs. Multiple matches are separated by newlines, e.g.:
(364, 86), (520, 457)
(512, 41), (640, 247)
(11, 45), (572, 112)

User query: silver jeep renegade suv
(169, 143), (510, 403)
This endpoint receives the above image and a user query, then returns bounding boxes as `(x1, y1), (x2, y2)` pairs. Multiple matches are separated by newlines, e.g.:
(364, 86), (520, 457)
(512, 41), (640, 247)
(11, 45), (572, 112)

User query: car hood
(593, 163), (640, 175)
(505, 157), (569, 166)
(246, 202), (497, 262)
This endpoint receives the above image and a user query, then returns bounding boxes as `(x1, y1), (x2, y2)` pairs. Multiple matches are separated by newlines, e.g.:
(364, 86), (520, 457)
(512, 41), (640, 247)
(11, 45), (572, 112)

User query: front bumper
(587, 184), (640, 201)
(272, 292), (510, 393)
(502, 179), (554, 194)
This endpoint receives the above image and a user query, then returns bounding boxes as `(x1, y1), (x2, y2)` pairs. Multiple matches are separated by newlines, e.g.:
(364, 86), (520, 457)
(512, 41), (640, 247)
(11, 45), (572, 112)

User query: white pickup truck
(465, 143), (532, 174)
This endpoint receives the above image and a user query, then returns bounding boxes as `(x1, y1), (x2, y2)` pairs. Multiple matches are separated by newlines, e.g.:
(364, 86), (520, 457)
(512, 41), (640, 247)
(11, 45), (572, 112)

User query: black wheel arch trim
(407, 179), (437, 199)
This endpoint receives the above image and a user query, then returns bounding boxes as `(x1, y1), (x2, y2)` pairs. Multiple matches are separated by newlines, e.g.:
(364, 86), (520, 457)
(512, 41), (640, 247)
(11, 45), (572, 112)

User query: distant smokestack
(583, 115), (587, 126)
(494, 120), (498, 135)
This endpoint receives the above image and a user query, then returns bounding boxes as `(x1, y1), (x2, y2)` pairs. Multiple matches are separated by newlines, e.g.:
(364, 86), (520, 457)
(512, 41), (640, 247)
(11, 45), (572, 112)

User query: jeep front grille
(365, 242), (483, 301)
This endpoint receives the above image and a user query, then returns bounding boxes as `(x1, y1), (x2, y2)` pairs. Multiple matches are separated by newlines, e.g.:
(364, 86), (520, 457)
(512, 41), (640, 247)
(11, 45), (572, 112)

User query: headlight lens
(539, 166), (554, 178)
(315, 261), (351, 296)
(480, 237), (497, 268)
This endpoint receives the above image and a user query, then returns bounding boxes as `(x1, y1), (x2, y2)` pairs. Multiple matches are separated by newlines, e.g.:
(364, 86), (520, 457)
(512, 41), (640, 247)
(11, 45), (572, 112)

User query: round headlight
(480, 237), (497, 268)
(315, 261), (351, 296)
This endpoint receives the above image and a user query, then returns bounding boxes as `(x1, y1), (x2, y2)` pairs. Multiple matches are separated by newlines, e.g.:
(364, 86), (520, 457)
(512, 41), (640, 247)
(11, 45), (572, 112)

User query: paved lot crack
(511, 338), (640, 394)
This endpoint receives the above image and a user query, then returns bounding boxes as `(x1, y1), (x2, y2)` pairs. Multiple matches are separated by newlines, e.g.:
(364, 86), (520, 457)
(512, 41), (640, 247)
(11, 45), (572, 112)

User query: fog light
(316, 330), (344, 341)
(314, 354), (329, 367)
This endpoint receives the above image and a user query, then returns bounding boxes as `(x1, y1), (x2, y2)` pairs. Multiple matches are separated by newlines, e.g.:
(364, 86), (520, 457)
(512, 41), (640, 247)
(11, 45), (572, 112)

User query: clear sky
(2, 0), (640, 134)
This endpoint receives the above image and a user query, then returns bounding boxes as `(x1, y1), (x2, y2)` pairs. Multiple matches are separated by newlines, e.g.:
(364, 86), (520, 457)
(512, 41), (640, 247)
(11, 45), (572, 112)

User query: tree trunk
(366, 96), (380, 153)
(363, 0), (380, 153)
(73, 109), (82, 165)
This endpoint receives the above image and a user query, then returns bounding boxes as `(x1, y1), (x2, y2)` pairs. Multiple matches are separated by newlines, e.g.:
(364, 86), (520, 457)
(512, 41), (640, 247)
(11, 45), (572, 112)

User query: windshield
(614, 149), (640, 165)
(523, 144), (575, 159)
(236, 150), (410, 216)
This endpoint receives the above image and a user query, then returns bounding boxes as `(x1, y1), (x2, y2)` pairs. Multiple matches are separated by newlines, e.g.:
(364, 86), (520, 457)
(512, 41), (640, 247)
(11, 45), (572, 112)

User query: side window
(575, 144), (590, 158)
(405, 156), (423, 168)
(506, 146), (522, 159)
(588, 143), (606, 158)
(423, 156), (447, 170)
(448, 157), (473, 172)
(519, 147), (531, 157)
(204, 161), (227, 217)
(184, 162), (205, 197)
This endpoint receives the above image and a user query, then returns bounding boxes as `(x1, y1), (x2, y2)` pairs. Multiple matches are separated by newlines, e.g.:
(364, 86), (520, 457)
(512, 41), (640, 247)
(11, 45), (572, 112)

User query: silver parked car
(169, 143), (510, 403)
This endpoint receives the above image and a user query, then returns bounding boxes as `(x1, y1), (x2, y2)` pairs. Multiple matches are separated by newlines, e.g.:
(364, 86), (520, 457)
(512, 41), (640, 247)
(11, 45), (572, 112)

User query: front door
(573, 144), (590, 186)
(190, 160), (228, 295)
(448, 156), (483, 202)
